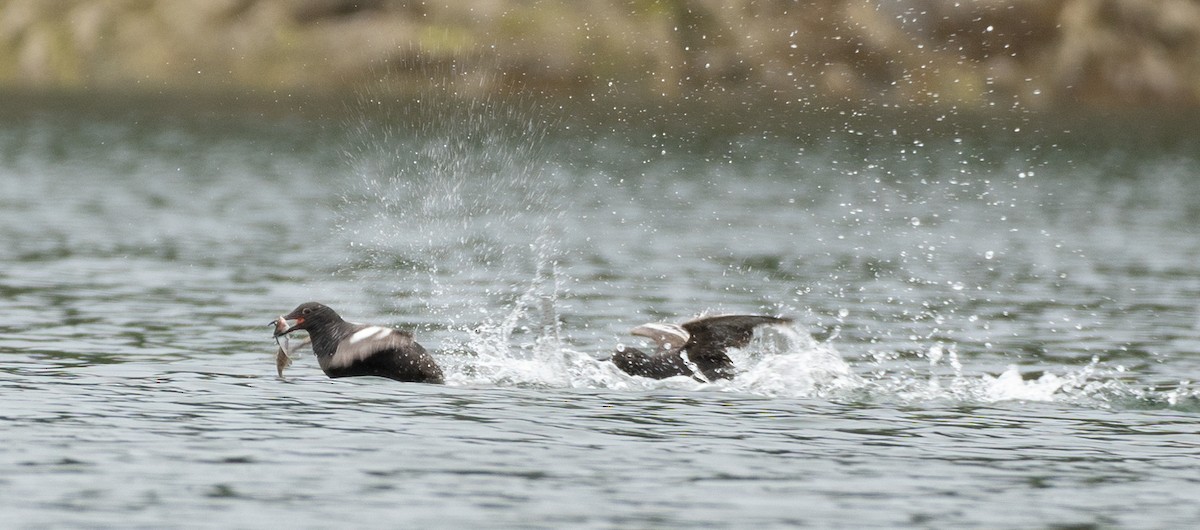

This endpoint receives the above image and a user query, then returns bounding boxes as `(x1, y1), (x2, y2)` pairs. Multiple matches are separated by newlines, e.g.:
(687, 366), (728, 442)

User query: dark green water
(2, 92), (1199, 528)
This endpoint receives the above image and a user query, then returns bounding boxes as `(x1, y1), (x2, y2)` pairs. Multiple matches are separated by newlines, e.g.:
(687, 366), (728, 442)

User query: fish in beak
(270, 315), (310, 379)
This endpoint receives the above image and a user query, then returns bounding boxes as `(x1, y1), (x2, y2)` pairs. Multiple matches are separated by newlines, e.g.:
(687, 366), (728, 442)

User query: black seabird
(611, 314), (792, 382)
(273, 302), (444, 384)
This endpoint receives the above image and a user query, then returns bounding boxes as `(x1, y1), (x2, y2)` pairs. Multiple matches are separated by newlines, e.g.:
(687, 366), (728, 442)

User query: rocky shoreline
(2, 0), (1199, 108)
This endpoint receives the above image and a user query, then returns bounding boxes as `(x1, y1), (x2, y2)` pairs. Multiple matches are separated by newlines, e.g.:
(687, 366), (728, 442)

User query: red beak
(273, 315), (305, 337)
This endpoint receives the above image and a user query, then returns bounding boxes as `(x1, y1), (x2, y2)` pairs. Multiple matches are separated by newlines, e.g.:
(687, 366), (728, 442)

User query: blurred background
(3, 0), (1199, 109)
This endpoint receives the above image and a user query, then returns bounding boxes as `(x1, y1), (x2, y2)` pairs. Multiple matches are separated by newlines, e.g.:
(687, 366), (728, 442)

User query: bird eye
(302, 308), (312, 315)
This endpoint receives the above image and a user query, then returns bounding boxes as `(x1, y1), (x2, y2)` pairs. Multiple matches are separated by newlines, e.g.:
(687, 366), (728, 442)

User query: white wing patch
(349, 326), (392, 344)
(329, 326), (414, 370)
(630, 322), (690, 353)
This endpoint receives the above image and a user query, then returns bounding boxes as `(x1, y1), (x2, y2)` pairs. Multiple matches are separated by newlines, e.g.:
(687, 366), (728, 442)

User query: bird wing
(329, 325), (416, 369)
(681, 314), (793, 353)
(629, 322), (690, 355)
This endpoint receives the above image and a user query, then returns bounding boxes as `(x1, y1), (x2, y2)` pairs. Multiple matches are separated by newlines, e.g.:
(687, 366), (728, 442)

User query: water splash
(449, 307), (862, 397)
(445, 300), (1198, 409)
(326, 62), (894, 400)
(855, 348), (1200, 410)
(324, 64), (1197, 411)
(716, 324), (862, 397)
(335, 61), (565, 331)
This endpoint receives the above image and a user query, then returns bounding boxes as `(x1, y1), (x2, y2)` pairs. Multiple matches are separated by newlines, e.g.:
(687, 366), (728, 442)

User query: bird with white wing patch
(272, 302), (444, 384)
(611, 314), (793, 382)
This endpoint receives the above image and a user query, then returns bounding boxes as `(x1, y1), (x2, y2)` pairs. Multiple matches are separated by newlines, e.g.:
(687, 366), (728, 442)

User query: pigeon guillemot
(273, 302), (444, 384)
(611, 314), (792, 382)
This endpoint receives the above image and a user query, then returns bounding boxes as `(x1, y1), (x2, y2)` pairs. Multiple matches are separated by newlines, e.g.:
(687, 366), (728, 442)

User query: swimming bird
(611, 314), (792, 382)
(273, 302), (444, 384)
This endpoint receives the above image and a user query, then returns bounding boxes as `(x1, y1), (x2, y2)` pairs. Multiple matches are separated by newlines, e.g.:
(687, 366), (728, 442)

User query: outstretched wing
(329, 325), (417, 369)
(681, 315), (793, 354)
(629, 322), (690, 355)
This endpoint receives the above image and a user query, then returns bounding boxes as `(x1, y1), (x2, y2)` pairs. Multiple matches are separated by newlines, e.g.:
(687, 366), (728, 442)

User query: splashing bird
(611, 314), (793, 382)
(272, 302), (444, 384)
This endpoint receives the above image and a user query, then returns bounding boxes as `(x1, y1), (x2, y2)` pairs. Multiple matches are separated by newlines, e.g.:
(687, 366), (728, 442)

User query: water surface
(2, 92), (1199, 528)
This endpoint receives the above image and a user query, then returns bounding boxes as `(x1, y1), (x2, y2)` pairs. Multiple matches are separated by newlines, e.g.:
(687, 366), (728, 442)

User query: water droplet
(927, 345), (944, 363)
(984, 250), (994, 259)
(910, 217), (921, 226)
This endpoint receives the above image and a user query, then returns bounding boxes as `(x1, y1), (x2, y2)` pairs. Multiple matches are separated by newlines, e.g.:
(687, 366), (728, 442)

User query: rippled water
(3, 91), (1200, 528)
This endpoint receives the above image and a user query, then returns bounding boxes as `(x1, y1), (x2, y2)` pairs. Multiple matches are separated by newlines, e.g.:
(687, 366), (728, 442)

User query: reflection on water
(2, 93), (1200, 528)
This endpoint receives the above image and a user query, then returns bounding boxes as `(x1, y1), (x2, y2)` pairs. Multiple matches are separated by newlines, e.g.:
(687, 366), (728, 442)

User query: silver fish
(275, 343), (293, 379)
(271, 316), (309, 379)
